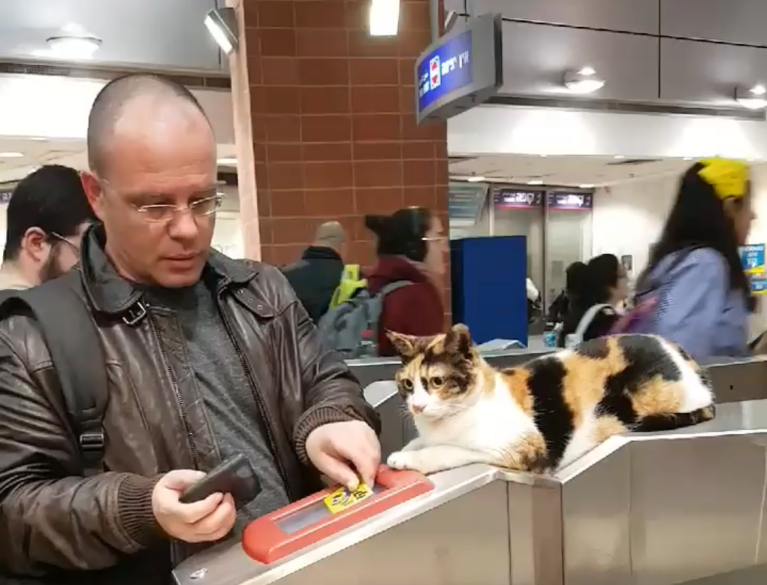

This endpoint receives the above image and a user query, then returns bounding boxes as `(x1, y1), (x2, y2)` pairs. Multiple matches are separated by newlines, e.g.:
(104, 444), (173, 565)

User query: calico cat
(386, 324), (715, 475)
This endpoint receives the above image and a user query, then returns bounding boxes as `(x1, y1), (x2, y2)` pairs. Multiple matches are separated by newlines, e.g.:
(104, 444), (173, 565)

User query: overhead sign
(548, 192), (593, 211)
(0, 190), (12, 204)
(494, 189), (543, 209)
(415, 13), (503, 124)
(741, 243), (765, 274)
(751, 274), (767, 295)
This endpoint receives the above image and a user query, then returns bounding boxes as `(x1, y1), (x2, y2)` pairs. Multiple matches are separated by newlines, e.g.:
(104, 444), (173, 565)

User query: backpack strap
(0, 284), (108, 476)
(573, 303), (613, 342)
(379, 280), (414, 297)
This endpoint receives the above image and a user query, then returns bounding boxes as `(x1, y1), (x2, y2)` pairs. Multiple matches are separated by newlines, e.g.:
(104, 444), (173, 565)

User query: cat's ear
(386, 331), (418, 360)
(444, 323), (473, 358)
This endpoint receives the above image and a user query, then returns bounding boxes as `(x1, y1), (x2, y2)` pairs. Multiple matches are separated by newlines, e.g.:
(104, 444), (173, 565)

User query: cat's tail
(634, 404), (716, 432)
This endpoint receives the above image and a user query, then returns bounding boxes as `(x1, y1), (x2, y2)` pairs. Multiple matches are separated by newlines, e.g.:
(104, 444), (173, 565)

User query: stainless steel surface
(660, 0), (767, 45)
(177, 376), (767, 585)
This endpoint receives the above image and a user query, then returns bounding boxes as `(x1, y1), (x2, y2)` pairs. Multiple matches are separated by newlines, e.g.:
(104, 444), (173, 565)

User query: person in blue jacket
(636, 159), (755, 360)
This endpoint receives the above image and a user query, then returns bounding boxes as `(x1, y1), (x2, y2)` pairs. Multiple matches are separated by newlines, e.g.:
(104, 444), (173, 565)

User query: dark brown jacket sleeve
(287, 293), (381, 464)
(0, 320), (162, 574)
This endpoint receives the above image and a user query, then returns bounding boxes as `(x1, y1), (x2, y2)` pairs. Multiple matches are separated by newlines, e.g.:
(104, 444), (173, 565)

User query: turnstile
(174, 399), (767, 585)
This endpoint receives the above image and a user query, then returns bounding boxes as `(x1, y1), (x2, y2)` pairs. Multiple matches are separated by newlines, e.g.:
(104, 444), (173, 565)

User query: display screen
(417, 30), (473, 113)
(494, 190), (543, 209)
(548, 192), (593, 210)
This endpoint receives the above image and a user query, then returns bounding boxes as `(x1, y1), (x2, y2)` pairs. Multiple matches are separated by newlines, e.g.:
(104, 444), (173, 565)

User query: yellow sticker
(323, 482), (373, 514)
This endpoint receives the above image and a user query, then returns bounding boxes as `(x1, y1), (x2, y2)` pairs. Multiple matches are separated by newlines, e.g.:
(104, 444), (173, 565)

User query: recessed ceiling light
(735, 85), (767, 110)
(579, 183), (595, 189)
(539, 154), (548, 158)
(527, 179), (544, 186)
(0, 152), (23, 158)
(47, 35), (102, 60)
(466, 175), (485, 182)
(683, 157), (693, 161)
(564, 67), (605, 94)
(614, 155), (625, 160)
(217, 157), (237, 165)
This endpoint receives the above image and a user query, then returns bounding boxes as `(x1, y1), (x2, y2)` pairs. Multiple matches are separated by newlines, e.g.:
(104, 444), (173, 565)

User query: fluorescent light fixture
(683, 157), (693, 161)
(527, 179), (544, 185)
(614, 155), (625, 160)
(564, 67), (605, 95)
(466, 175), (485, 182)
(217, 157), (237, 165)
(369, 0), (400, 36)
(579, 183), (595, 189)
(0, 152), (23, 158)
(46, 36), (102, 60)
(205, 8), (239, 55)
(735, 84), (767, 110)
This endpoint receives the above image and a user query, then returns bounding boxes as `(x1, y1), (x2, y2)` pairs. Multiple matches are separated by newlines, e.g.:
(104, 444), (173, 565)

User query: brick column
(235, 0), (450, 317)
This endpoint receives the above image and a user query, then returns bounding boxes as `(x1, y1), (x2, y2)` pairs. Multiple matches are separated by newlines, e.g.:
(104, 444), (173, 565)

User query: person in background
(365, 207), (447, 356)
(547, 261), (587, 326)
(558, 254), (628, 347)
(283, 221), (346, 323)
(635, 160), (754, 359)
(0, 164), (96, 289)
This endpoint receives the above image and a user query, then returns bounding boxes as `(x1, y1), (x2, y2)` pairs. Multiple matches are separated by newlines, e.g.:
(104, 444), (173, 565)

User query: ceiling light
(46, 36), (102, 60)
(466, 175), (485, 182)
(539, 154), (548, 158)
(579, 183), (595, 189)
(564, 67), (605, 95)
(369, 0), (400, 36)
(0, 152), (23, 158)
(527, 179), (544, 186)
(614, 155), (625, 160)
(205, 8), (239, 54)
(217, 157), (237, 165)
(735, 85), (767, 110)
(683, 157), (693, 161)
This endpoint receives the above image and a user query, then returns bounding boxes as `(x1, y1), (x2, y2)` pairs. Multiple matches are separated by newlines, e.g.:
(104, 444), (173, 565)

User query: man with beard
(0, 164), (96, 289)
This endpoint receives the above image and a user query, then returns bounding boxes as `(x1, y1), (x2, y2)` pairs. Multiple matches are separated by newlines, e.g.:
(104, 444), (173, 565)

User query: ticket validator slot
(241, 466), (433, 564)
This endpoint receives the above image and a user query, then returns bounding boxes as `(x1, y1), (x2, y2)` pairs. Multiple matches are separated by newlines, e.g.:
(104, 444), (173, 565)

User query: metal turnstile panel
(629, 434), (767, 585)
(272, 481), (510, 585)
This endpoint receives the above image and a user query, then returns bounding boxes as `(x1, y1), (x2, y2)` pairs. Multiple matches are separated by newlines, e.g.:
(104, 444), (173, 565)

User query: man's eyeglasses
(133, 194), (223, 223)
(49, 231), (80, 252)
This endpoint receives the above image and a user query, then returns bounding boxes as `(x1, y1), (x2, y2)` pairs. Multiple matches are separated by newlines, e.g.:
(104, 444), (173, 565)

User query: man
(0, 164), (96, 289)
(0, 74), (380, 583)
(283, 221), (346, 322)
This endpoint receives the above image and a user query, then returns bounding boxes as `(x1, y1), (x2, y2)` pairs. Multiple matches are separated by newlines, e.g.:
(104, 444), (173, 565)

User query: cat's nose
(412, 404), (425, 414)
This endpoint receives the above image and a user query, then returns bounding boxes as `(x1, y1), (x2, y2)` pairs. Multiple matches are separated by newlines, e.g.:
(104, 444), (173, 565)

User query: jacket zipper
(217, 290), (294, 500)
(146, 307), (200, 470)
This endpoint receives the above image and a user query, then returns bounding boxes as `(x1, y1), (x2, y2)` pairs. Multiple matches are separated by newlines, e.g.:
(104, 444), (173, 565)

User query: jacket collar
(301, 246), (342, 262)
(79, 224), (259, 315)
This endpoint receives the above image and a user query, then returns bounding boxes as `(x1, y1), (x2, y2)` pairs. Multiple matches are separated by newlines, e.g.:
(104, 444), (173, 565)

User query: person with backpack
(0, 74), (380, 584)
(627, 160), (754, 359)
(282, 221), (346, 323)
(559, 254), (628, 347)
(365, 207), (447, 356)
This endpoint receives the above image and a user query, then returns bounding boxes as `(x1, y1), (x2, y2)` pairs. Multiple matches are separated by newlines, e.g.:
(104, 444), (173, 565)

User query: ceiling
(448, 154), (714, 188)
(0, 0), (223, 73)
(0, 137), (237, 184)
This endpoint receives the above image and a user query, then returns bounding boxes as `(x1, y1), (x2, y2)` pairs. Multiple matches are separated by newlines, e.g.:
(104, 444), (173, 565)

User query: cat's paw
(387, 450), (419, 471)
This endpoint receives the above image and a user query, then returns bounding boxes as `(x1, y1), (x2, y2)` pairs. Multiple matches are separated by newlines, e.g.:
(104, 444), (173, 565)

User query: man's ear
(79, 171), (106, 223)
(20, 227), (48, 263)
(386, 331), (418, 361)
(443, 323), (473, 358)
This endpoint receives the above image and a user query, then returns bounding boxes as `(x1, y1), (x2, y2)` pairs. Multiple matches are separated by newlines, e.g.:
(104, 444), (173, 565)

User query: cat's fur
(386, 324), (715, 475)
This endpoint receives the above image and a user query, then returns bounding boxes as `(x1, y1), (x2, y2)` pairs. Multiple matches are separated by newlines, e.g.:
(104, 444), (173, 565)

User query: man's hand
(305, 421), (381, 490)
(152, 470), (236, 543)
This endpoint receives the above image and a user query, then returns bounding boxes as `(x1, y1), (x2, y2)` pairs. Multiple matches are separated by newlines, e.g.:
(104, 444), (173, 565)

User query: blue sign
(741, 243), (765, 274)
(417, 30), (473, 113)
(751, 274), (767, 295)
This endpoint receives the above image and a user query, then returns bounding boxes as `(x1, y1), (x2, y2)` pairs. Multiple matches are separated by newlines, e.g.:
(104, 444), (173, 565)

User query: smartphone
(179, 453), (261, 509)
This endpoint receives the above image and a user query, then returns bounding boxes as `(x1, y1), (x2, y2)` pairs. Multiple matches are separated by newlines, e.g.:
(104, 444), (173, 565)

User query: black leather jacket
(0, 226), (379, 583)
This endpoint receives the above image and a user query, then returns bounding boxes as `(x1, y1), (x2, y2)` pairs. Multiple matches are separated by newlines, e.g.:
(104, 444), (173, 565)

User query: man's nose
(168, 210), (200, 239)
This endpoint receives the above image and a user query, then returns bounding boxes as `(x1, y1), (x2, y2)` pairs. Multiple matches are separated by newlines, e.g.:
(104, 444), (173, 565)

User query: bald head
(314, 221), (345, 250)
(87, 73), (213, 177)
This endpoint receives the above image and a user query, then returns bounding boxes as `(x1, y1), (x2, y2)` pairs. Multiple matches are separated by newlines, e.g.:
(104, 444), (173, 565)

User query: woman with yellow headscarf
(632, 159), (755, 359)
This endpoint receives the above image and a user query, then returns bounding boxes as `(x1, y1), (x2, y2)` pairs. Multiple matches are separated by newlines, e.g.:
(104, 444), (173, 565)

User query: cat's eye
(430, 376), (445, 388)
(402, 379), (414, 391)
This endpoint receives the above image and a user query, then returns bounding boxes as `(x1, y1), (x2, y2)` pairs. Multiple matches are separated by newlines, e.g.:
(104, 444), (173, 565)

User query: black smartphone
(179, 453), (261, 509)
